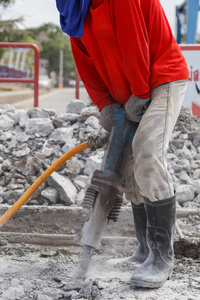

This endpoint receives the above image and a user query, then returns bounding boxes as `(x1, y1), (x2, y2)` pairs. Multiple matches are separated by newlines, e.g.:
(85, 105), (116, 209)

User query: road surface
(13, 87), (90, 113)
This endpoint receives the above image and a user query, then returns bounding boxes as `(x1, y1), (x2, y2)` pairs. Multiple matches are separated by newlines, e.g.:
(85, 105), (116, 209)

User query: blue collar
(56, 0), (91, 38)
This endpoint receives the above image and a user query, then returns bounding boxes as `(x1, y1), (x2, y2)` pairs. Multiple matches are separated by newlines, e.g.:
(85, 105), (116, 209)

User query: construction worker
(56, 0), (189, 288)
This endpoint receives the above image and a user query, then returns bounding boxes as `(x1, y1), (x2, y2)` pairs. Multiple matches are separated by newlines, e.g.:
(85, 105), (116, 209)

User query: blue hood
(56, 0), (91, 38)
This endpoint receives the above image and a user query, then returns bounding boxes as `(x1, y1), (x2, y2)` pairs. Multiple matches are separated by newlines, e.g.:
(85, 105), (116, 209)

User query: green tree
(0, 0), (18, 57)
(0, 0), (15, 7)
(29, 23), (75, 82)
(0, 19), (75, 83)
(0, 20), (40, 66)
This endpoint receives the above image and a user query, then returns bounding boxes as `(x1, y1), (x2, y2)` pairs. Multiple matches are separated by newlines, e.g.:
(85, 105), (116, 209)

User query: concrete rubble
(0, 102), (200, 210)
(0, 101), (104, 207)
(0, 238), (199, 300)
(0, 101), (200, 300)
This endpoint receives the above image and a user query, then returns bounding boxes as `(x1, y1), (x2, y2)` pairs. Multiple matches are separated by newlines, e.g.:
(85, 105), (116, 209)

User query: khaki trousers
(124, 80), (188, 203)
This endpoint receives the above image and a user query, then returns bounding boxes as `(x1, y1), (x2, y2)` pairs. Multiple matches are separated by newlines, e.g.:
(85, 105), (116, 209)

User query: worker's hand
(100, 103), (122, 132)
(125, 94), (151, 123)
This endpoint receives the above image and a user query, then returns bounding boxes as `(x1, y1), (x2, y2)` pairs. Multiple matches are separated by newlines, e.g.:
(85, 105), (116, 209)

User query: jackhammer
(74, 108), (138, 280)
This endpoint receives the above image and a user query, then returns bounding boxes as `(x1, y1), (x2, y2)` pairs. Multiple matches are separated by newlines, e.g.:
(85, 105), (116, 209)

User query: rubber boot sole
(131, 271), (173, 289)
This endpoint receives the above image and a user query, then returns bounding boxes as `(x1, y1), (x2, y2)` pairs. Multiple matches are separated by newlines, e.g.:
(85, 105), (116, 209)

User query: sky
(0, 0), (190, 36)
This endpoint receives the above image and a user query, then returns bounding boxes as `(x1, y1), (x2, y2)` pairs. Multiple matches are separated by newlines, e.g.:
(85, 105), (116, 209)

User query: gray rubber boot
(106, 203), (149, 265)
(131, 194), (176, 288)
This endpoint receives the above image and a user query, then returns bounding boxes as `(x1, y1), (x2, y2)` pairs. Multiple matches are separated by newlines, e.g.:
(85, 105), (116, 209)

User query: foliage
(28, 24), (75, 81)
(0, 19), (39, 69)
(0, 19), (75, 82)
(0, 0), (15, 7)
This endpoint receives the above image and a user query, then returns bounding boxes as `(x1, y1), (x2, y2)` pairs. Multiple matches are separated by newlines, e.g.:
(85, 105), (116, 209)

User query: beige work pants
(124, 80), (188, 204)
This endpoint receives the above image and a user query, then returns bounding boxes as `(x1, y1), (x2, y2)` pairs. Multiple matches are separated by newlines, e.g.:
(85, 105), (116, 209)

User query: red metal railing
(0, 42), (40, 107)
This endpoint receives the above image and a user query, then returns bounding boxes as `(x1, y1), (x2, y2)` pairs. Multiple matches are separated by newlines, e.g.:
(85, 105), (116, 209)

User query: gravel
(0, 101), (200, 299)
(0, 102), (200, 210)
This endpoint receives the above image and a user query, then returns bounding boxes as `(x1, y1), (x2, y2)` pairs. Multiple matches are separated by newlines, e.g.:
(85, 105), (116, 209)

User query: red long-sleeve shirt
(70, 0), (189, 111)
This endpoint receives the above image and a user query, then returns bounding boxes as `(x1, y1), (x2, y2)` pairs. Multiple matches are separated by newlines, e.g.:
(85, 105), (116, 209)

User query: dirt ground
(0, 214), (199, 300)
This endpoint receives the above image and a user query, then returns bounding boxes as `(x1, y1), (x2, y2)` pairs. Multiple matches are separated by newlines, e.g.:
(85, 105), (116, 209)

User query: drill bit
(73, 245), (94, 280)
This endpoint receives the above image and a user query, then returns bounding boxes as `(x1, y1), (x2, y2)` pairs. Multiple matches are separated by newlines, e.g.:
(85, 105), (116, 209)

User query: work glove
(125, 94), (151, 123)
(100, 102), (122, 132)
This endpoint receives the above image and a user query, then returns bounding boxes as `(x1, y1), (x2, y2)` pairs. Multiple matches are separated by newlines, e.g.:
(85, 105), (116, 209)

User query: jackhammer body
(74, 108), (138, 279)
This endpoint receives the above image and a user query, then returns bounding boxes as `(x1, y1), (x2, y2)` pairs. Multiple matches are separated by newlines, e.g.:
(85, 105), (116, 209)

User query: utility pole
(75, 67), (80, 99)
(59, 50), (63, 88)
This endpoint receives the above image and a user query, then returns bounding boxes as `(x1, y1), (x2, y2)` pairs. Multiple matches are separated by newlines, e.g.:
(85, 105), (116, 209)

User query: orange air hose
(0, 141), (89, 228)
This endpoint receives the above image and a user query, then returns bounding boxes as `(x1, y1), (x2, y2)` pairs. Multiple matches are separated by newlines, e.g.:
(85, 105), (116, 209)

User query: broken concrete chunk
(27, 107), (50, 119)
(65, 157), (84, 176)
(50, 127), (73, 144)
(176, 184), (195, 204)
(79, 106), (100, 121)
(66, 99), (86, 114)
(73, 175), (89, 190)
(0, 114), (15, 131)
(48, 172), (77, 205)
(16, 155), (43, 176)
(25, 118), (54, 137)
(41, 187), (58, 204)
(84, 116), (100, 129)
(84, 154), (102, 176)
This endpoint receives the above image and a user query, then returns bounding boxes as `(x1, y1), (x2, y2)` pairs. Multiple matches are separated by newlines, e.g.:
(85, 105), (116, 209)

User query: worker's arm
(109, 0), (151, 99)
(70, 37), (114, 111)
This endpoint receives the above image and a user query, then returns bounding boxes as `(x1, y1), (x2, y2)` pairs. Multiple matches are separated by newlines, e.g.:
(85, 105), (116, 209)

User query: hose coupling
(87, 134), (109, 151)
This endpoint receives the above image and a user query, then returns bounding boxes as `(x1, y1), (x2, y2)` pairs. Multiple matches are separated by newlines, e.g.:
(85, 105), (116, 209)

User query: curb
(0, 89), (57, 107)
